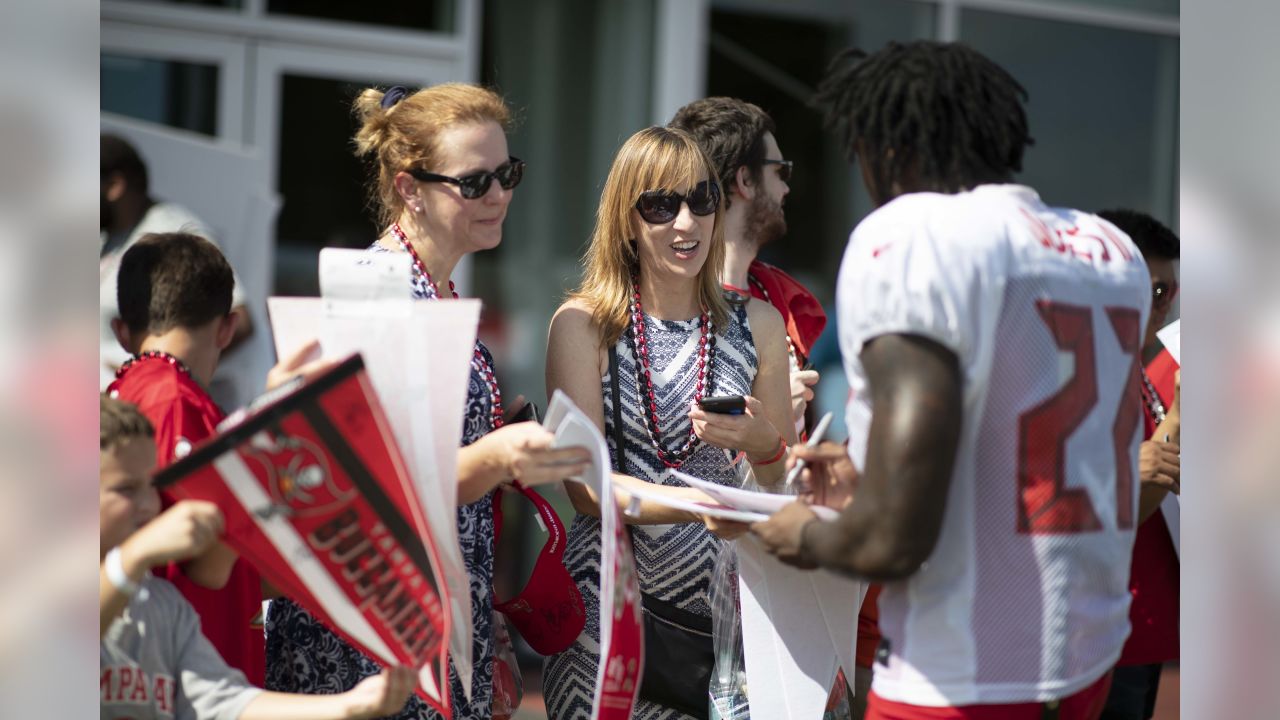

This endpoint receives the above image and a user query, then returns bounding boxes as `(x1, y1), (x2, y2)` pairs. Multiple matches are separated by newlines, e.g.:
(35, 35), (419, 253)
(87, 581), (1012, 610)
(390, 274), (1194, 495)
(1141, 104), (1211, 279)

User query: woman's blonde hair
(352, 83), (512, 229)
(572, 126), (729, 347)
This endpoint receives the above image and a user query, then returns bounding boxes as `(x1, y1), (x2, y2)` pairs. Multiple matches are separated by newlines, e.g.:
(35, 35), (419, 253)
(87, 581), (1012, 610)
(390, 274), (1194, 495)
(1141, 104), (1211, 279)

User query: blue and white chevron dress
(263, 243), (497, 720)
(543, 303), (757, 720)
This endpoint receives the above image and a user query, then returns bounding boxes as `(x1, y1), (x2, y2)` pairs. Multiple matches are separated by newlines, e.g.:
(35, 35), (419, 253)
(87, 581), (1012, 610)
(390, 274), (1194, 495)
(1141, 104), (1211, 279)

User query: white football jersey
(836, 184), (1150, 706)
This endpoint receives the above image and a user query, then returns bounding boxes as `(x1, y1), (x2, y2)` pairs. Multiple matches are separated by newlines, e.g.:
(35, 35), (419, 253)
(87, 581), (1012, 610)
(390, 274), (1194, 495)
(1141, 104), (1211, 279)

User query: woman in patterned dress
(542, 126), (798, 719)
(265, 83), (590, 720)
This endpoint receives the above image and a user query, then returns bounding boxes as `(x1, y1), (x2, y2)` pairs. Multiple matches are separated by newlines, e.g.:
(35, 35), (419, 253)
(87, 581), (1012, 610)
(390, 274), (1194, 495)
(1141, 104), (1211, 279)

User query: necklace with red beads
(628, 272), (714, 468)
(1140, 368), (1166, 425)
(115, 350), (192, 380)
(390, 222), (505, 429)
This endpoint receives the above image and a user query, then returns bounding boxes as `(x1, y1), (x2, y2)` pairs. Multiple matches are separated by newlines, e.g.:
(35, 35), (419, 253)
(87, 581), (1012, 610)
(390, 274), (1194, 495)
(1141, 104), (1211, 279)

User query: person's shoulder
(551, 298), (597, 333)
(745, 293), (786, 338)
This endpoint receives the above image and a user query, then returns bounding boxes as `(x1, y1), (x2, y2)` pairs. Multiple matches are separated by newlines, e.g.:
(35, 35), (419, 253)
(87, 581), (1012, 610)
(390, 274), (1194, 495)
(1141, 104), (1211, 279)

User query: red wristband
(752, 436), (787, 465)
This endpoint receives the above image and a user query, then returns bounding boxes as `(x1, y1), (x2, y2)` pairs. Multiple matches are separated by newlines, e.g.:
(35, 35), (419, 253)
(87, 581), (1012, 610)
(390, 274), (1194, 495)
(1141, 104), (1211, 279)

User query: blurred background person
(100, 134), (253, 394)
(1096, 209), (1181, 720)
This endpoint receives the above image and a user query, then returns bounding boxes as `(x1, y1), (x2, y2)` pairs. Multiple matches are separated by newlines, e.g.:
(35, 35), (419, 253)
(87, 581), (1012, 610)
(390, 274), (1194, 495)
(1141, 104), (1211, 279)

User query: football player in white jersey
(751, 41), (1152, 720)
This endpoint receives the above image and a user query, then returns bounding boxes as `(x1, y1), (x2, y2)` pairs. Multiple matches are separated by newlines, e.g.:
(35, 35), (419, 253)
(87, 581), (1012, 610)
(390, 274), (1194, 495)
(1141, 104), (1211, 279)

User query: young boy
(100, 395), (416, 719)
(106, 232), (263, 684)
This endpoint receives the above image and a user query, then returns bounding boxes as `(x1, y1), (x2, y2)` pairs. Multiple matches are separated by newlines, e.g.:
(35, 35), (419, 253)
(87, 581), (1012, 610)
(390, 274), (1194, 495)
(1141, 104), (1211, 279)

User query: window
(101, 54), (219, 137)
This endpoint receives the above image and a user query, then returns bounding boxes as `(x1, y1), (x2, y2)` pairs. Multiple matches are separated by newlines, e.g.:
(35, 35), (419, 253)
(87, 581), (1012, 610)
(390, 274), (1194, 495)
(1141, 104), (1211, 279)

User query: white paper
(736, 535), (865, 720)
(1157, 319), (1181, 365)
(543, 390), (642, 718)
(670, 469), (839, 521)
(622, 482), (768, 523)
(319, 247), (412, 301)
(266, 293), (481, 700)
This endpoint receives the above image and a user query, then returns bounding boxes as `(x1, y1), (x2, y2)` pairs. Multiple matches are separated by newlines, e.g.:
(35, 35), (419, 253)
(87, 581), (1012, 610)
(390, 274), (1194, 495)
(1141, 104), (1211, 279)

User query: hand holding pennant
(153, 355), (454, 718)
(542, 391), (643, 720)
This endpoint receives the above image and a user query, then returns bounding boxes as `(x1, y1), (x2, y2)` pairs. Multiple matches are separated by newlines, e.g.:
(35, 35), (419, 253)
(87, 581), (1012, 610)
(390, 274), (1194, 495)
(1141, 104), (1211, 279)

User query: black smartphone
(511, 401), (540, 424)
(698, 395), (746, 415)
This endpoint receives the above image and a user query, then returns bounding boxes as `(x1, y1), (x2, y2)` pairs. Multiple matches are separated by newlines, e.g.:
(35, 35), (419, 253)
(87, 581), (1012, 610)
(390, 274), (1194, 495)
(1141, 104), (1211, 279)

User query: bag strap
(609, 344), (625, 473)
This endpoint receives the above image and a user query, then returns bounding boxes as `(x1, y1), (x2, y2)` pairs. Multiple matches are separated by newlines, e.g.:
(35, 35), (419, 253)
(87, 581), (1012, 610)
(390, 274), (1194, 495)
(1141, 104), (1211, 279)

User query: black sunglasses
(407, 156), (525, 199)
(761, 158), (793, 183)
(634, 180), (721, 225)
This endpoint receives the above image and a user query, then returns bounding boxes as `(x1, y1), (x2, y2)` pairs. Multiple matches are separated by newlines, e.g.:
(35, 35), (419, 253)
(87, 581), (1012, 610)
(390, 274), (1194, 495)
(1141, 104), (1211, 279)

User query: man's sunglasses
(762, 158), (793, 183)
(407, 156), (525, 199)
(1152, 281), (1179, 310)
(634, 180), (721, 225)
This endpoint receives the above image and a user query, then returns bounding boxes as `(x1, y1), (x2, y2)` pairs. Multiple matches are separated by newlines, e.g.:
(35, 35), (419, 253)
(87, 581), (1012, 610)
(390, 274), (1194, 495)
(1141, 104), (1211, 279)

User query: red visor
(492, 482), (586, 655)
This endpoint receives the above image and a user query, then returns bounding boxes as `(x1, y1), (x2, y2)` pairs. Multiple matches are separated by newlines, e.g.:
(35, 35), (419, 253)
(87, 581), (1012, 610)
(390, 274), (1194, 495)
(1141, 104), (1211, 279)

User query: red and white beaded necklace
(628, 272), (714, 469)
(1140, 368), (1166, 425)
(114, 350), (192, 381)
(391, 223), (505, 429)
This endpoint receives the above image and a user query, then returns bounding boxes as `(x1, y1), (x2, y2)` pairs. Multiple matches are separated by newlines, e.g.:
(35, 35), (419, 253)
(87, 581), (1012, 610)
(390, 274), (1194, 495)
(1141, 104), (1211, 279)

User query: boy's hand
(342, 666), (418, 719)
(266, 339), (339, 391)
(121, 501), (224, 573)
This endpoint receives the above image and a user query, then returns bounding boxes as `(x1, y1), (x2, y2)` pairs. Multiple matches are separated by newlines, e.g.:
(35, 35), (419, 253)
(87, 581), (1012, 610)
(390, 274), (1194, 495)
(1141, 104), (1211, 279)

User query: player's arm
(798, 332), (962, 580)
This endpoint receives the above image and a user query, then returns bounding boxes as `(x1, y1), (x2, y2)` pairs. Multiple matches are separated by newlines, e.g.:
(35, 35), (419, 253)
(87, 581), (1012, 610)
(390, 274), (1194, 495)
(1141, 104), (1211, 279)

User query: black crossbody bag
(609, 346), (715, 720)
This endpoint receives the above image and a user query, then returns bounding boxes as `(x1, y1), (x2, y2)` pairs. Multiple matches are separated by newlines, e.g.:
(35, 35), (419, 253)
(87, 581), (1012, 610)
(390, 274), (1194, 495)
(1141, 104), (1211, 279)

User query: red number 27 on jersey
(1017, 300), (1142, 534)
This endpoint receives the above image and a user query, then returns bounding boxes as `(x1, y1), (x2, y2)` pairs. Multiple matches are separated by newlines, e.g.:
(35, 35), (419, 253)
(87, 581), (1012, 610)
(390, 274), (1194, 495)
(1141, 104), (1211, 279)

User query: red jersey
(747, 259), (827, 363)
(108, 355), (266, 685)
(1116, 350), (1179, 666)
(856, 584), (883, 669)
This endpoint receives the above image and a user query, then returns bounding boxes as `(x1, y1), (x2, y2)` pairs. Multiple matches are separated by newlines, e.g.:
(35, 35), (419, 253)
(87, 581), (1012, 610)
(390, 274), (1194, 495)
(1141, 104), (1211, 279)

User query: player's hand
(1139, 440), (1180, 495)
(689, 395), (783, 461)
(266, 339), (340, 391)
(479, 422), (591, 487)
(751, 501), (819, 569)
(341, 666), (418, 719)
(790, 369), (820, 424)
(122, 500), (224, 571)
(788, 441), (858, 509)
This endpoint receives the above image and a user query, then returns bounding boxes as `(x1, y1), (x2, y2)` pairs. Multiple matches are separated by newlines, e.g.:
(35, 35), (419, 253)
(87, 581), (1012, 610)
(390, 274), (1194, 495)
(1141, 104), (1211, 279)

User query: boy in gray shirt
(99, 395), (417, 719)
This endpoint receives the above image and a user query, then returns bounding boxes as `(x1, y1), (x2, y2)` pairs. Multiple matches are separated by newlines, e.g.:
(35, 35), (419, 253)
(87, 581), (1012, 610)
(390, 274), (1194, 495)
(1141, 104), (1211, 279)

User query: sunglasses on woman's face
(634, 180), (721, 225)
(762, 158), (793, 183)
(408, 156), (525, 199)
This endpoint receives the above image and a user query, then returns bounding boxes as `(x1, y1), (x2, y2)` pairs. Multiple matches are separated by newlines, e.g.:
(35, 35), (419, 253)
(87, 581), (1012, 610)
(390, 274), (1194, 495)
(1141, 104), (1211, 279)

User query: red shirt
(747, 260), (827, 362)
(857, 584), (883, 669)
(1116, 350), (1179, 665)
(108, 356), (266, 685)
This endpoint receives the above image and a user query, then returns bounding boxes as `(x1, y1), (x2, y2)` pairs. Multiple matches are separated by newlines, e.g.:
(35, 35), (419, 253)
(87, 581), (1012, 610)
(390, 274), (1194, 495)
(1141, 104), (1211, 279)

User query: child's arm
(237, 667), (418, 720)
(100, 501), (223, 636)
(179, 541), (239, 589)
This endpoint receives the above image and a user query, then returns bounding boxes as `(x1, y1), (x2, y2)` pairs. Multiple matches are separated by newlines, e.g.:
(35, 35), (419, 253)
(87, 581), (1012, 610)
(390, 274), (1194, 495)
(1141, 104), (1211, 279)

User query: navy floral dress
(264, 243), (497, 719)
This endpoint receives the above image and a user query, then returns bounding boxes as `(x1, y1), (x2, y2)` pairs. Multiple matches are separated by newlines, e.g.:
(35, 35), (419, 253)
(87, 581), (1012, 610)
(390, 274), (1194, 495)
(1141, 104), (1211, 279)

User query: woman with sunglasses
(265, 83), (591, 720)
(542, 126), (797, 719)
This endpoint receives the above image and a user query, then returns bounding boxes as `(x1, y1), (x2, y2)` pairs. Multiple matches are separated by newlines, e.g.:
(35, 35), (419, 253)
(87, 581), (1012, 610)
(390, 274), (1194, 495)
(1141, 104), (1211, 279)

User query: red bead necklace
(628, 273), (713, 468)
(114, 350), (192, 380)
(391, 223), (504, 429)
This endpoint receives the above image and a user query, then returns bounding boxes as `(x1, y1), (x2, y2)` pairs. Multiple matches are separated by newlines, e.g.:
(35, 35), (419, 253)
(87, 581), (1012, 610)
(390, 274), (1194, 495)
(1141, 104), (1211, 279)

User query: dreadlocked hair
(813, 41), (1033, 201)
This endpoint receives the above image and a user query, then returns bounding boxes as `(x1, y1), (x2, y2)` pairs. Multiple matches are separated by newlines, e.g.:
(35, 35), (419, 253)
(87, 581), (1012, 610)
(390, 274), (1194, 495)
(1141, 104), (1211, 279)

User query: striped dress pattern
(543, 303), (757, 719)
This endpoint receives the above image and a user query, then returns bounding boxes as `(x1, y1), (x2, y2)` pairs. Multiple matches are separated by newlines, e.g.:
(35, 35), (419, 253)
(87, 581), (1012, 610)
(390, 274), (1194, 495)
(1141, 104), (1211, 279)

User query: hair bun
(381, 86), (409, 109)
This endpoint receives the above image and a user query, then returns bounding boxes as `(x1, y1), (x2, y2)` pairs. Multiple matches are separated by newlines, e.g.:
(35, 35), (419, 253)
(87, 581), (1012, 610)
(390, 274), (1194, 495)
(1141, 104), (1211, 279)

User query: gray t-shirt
(101, 576), (262, 720)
